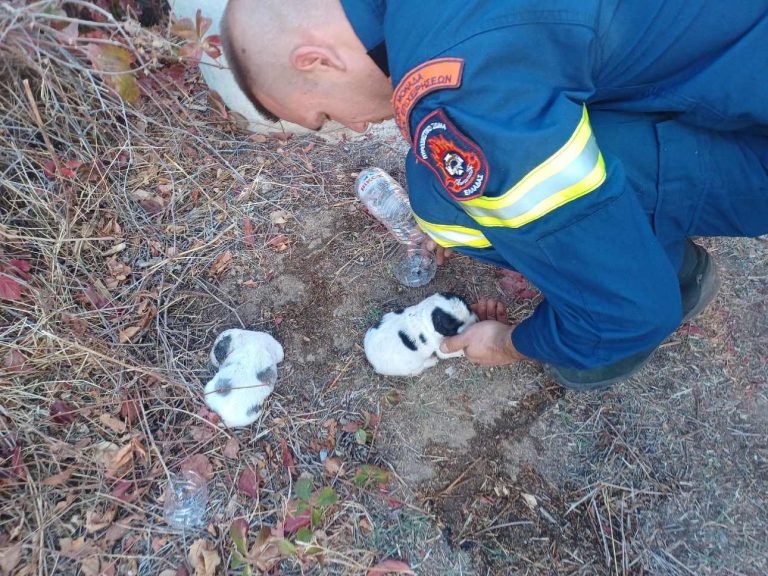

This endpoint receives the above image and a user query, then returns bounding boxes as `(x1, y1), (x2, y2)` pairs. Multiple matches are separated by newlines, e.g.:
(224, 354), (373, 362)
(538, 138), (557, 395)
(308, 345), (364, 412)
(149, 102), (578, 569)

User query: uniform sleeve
(404, 24), (682, 369)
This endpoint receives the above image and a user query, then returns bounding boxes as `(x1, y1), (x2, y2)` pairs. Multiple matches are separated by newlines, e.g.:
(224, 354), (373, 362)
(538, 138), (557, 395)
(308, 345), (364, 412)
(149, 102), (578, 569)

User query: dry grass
(2, 4), (767, 576)
(0, 5), (409, 574)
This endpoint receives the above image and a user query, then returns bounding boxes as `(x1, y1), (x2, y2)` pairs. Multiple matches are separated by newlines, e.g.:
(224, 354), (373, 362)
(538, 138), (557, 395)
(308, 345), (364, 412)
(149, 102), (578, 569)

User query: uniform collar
(339, 0), (389, 76)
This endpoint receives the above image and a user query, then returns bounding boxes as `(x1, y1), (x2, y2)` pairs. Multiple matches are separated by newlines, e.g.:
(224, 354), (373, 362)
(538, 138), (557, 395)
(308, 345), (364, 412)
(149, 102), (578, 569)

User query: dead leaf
(106, 257), (132, 289)
(79, 284), (109, 309)
(120, 397), (141, 424)
(80, 555), (101, 576)
(280, 439), (297, 478)
(269, 210), (288, 225)
(189, 425), (214, 442)
(367, 559), (415, 575)
(118, 325), (142, 343)
(223, 437), (240, 459)
(99, 414), (127, 434)
(107, 438), (147, 477)
(180, 454), (214, 482)
(521, 493), (538, 509)
(0, 274), (22, 301)
(107, 443), (134, 477)
(0, 541), (22, 575)
(246, 527), (282, 572)
(187, 539), (220, 576)
(41, 465), (77, 486)
(265, 234), (291, 252)
(86, 44), (139, 104)
(323, 457), (343, 477)
(62, 313), (89, 336)
(130, 189), (166, 215)
(85, 507), (116, 533)
(237, 468), (260, 499)
(243, 218), (256, 247)
(50, 399), (77, 425)
(208, 251), (232, 277)
(2, 349), (28, 374)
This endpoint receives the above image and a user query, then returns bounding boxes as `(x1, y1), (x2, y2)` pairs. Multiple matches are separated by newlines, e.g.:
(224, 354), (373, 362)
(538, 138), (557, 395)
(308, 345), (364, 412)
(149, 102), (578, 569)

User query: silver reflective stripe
(464, 134), (602, 226)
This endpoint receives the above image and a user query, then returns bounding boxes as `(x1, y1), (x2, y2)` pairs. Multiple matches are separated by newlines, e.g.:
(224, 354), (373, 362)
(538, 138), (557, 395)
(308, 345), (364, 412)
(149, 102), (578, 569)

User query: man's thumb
(440, 334), (466, 355)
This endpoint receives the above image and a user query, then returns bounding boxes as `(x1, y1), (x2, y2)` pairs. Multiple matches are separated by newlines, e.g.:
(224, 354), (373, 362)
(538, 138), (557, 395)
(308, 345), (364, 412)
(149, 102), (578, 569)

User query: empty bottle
(356, 168), (436, 287)
(163, 470), (208, 529)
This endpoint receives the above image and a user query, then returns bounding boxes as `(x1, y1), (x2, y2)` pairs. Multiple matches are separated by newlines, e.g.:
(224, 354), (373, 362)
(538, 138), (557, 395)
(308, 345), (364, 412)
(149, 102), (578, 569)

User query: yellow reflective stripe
(463, 106), (606, 227)
(414, 215), (491, 248)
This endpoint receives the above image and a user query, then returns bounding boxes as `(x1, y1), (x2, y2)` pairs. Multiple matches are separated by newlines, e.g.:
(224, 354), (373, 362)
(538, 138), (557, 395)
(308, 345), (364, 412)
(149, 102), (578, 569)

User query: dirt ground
(1, 13), (766, 573)
(225, 142), (767, 574)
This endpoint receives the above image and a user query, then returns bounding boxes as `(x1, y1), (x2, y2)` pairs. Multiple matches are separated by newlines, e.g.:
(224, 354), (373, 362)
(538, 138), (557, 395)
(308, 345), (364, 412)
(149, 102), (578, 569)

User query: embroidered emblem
(392, 58), (464, 141)
(414, 109), (488, 201)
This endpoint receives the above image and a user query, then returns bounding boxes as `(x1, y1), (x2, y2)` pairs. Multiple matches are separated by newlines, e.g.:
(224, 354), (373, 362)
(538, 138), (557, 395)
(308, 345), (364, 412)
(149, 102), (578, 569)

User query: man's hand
(440, 298), (526, 366)
(423, 238), (454, 266)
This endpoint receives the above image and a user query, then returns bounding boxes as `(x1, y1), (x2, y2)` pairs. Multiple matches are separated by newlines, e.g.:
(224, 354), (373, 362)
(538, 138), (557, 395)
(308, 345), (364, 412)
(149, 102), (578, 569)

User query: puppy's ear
(438, 292), (470, 309)
(213, 334), (232, 365)
(431, 307), (463, 336)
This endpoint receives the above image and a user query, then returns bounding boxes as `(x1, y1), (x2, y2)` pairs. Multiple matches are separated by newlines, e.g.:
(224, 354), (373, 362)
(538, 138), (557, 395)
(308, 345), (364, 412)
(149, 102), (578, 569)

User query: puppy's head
(428, 292), (477, 336)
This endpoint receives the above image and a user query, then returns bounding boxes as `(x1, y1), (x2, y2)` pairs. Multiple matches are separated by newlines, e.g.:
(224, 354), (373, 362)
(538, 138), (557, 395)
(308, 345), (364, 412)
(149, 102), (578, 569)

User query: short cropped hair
(221, 7), (280, 123)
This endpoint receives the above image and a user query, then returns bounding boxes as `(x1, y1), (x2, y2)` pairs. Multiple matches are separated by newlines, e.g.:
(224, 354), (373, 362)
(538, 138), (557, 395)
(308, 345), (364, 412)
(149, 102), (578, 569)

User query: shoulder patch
(414, 109), (489, 201)
(393, 58), (464, 141)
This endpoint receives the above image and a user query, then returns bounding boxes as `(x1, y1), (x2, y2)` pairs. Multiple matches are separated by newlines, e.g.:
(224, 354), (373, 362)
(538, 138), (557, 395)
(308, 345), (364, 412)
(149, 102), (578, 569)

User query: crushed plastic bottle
(163, 470), (208, 529)
(356, 167), (436, 287)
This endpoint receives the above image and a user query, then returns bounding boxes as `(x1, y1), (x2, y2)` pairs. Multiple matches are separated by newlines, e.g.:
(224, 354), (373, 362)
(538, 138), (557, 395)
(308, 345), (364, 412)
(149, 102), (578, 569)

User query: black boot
(550, 239), (720, 391)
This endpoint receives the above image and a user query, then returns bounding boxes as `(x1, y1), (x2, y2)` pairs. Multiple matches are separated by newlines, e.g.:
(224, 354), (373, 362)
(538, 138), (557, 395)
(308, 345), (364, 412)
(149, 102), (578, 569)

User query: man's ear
(291, 45), (346, 73)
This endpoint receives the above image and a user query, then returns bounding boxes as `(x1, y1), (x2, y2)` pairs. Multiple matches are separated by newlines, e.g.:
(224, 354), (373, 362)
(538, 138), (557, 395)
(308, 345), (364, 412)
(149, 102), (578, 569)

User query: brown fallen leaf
(118, 325), (142, 344)
(180, 454), (214, 482)
(50, 399), (77, 425)
(367, 559), (415, 575)
(99, 414), (127, 434)
(120, 397), (141, 424)
(223, 437), (240, 459)
(189, 425), (215, 442)
(323, 457), (343, 477)
(41, 465), (77, 486)
(208, 251), (232, 277)
(130, 189), (166, 215)
(2, 349), (29, 374)
(85, 507), (117, 534)
(237, 468), (260, 499)
(107, 438), (147, 477)
(265, 234), (291, 252)
(269, 210), (288, 226)
(187, 539), (220, 576)
(246, 527), (282, 572)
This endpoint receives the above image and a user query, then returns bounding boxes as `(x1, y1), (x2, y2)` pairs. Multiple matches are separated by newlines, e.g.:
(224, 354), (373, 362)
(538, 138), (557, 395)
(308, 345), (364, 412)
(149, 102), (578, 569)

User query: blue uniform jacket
(341, 0), (768, 369)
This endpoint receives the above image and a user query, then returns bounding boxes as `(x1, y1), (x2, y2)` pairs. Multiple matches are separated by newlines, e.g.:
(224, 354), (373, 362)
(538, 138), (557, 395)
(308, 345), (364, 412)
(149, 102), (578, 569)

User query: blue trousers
(458, 112), (768, 273)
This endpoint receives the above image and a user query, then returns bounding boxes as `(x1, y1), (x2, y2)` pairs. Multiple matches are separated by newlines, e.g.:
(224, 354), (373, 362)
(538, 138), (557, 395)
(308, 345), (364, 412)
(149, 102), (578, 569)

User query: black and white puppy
(204, 329), (284, 427)
(363, 292), (478, 377)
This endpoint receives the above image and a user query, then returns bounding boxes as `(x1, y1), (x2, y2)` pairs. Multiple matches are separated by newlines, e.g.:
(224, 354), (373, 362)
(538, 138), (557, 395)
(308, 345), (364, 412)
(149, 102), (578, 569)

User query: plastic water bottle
(163, 470), (208, 529)
(356, 168), (436, 287)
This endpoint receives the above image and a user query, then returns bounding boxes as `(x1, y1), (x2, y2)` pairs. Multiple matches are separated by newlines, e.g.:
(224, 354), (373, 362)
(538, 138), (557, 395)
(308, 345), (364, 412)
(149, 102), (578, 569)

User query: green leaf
(277, 539), (296, 556)
(355, 428), (368, 445)
(295, 477), (313, 502)
(311, 507), (323, 529)
(296, 527), (312, 544)
(354, 467), (370, 488)
(315, 487), (338, 508)
(229, 518), (248, 555)
(229, 552), (244, 570)
(296, 501), (309, 514)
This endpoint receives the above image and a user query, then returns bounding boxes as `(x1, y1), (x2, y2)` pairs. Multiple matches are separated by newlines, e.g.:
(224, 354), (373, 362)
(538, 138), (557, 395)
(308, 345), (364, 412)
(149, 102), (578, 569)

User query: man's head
(222, 0), (394, 132)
